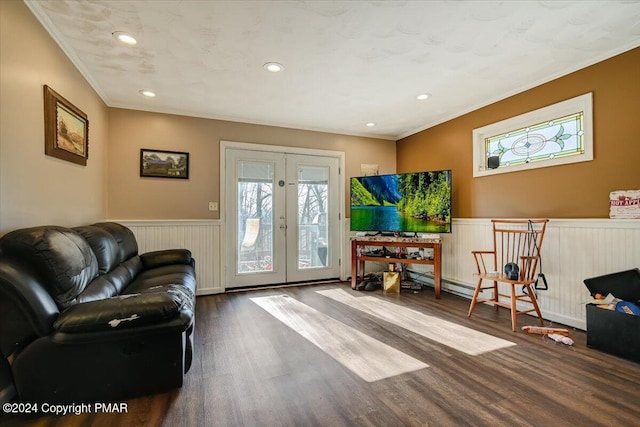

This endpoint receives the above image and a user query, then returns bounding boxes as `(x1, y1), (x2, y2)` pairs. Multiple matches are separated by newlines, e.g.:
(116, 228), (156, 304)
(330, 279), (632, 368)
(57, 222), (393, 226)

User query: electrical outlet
(208, 202), (218, 211)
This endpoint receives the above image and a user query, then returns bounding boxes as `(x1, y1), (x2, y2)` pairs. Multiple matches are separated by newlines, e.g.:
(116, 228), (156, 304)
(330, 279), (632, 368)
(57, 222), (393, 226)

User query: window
(473, 93), (593, 177)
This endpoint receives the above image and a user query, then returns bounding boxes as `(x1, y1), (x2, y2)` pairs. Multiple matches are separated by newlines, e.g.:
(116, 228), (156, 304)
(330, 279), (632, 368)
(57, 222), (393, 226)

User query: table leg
(351, 241), (357, 289)
(434, 243), (441, 298)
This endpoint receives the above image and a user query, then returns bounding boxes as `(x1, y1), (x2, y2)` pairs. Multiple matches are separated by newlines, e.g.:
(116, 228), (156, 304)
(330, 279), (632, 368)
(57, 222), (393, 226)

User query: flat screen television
(350, 170), (452, 234)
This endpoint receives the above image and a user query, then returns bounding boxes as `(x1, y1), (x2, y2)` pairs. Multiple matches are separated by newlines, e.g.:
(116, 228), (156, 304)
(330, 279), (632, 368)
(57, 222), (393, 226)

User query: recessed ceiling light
(138, 90), (156, 97)
(365, 122), (376, 127)
(416, 93), (431, 100)
(263, 62), (284, 72)
(112, 31), (137, 46)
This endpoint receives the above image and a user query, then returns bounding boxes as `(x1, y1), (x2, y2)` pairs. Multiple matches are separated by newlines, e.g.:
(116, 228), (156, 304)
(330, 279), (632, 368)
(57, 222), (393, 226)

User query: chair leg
(493, 280), (499, 311)
(468, 278), (483, 317)
(526, 284), (545, 326)
(510, 285), (518, 332)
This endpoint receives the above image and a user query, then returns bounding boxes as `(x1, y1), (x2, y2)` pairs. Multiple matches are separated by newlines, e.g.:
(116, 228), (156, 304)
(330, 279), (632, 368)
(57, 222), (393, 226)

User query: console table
(350, 236), (442, 298)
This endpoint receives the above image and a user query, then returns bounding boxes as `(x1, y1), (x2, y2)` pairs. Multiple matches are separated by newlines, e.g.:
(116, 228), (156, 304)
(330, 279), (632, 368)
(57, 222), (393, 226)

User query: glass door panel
(286, 154), (341, 283)
(296, 165), (329, 269)
(236, 161), (273, 274)
(225, 149), (286, 288)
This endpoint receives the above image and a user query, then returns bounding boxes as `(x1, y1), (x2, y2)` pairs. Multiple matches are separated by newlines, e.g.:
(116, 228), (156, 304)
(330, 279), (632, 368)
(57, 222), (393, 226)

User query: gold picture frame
(44, 85), (89, 166)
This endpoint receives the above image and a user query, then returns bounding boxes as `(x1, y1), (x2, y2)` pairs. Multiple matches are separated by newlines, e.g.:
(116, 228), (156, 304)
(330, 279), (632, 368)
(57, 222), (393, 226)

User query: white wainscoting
(116, 218), (639, 329)
(405, 218), (640, 330)
(114, 220), (223, 295)
(117, 219), (350, 296)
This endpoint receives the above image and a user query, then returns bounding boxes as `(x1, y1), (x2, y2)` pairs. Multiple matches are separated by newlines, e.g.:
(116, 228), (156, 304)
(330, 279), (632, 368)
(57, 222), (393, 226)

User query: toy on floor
(548, 333), (574, 346)
(521, 325), (570, 336)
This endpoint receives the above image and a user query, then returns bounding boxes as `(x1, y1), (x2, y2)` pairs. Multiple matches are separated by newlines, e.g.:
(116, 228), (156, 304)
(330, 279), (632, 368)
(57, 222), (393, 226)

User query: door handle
(280, 224), (287, 230)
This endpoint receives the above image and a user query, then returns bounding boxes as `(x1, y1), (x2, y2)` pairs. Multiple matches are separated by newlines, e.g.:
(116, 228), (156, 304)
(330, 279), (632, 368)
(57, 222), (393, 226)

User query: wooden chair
(468, 219), (549, 331)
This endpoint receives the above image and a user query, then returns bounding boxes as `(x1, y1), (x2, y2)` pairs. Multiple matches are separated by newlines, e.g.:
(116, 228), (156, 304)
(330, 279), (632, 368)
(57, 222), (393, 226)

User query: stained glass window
(485, 112), (584, 168)
(472, 93), (593, 177)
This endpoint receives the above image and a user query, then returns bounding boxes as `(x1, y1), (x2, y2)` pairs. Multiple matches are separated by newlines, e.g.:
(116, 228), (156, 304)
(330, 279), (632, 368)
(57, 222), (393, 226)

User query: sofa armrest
(140, 249), (193, 270)
(54, 291), (187, 333)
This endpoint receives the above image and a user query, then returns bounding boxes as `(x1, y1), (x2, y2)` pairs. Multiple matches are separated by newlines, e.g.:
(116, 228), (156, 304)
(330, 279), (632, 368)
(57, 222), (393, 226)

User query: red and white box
(609, 190), (640, 219)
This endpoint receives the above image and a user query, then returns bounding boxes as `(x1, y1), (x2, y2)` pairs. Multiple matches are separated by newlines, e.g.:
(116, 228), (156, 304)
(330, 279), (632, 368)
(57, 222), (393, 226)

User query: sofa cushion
(73, 225), (120, 274)
(92, 222), (138, 263)
(117, 256), (144, 280)
(124, 264), (196, 294)
(75, 276), (117, 304)
(54, 285), (194, 333)
(75, 260), (144, 304)
(0, 226), (98, 308)
(140, 249), (193, 270)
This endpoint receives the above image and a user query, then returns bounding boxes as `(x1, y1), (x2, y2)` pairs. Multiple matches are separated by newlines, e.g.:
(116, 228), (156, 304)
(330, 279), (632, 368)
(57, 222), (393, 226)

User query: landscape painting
(140, 149), (189, 179)
(56, 104), (87, 156)
(350, 170), (452, 233)
(44, 85), (89, 166)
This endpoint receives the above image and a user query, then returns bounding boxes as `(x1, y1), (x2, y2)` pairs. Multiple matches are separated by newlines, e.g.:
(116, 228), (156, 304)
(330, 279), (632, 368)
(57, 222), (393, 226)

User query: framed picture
(140, 148), (189, 179)
(44, 85), (89, 166)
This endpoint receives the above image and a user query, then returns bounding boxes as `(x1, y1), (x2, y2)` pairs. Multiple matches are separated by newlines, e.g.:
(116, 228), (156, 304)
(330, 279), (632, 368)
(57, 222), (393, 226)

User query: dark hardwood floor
(2, 282), (639, 427)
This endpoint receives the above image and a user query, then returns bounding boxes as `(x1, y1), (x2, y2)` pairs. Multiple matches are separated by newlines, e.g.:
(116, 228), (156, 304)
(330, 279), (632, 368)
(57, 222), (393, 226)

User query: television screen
(350, 170), (452, 233)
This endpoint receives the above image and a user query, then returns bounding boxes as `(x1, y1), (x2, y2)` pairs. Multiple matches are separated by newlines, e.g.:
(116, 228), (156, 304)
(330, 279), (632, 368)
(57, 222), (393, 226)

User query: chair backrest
(241, 218), (261, 251)
(491, 219), (548, 281)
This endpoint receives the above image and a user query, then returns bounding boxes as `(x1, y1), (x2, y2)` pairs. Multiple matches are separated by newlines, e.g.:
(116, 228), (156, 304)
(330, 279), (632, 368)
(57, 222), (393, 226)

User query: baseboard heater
(404, 269), (475, 299)
(227, 278), (342, 293)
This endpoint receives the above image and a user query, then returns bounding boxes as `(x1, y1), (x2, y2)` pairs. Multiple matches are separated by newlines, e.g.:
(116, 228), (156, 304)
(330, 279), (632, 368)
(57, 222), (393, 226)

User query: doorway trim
(220, 140), (346, 290)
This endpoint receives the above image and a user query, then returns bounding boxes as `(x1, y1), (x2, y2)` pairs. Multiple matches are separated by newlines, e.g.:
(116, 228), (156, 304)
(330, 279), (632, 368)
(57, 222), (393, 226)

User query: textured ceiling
(25, 0), (640, 140)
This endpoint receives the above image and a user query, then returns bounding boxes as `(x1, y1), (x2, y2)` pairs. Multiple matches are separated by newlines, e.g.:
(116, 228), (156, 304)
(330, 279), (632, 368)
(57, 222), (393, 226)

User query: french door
(224, 148), (341, 288)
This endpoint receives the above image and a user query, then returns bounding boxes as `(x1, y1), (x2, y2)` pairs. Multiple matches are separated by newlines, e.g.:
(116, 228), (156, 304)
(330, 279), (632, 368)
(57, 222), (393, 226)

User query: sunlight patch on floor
(251, 294), (429, 382)
(316, 288), (516, 355)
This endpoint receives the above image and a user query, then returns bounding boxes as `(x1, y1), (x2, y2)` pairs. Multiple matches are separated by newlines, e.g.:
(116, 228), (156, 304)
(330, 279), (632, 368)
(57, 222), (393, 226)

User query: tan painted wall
(0, 1), (109, 233)
(107, 108), (395, 219)
(7, 0), (636, 225)
(397, 48), (640, 218)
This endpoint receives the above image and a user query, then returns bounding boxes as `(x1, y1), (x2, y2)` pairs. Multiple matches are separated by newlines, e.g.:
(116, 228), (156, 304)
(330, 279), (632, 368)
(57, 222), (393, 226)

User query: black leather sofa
(0, 222), (196, 403)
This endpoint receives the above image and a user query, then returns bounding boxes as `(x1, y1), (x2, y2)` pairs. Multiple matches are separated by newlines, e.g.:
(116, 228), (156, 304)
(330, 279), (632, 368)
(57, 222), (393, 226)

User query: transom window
(473, 93), (593, 177)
